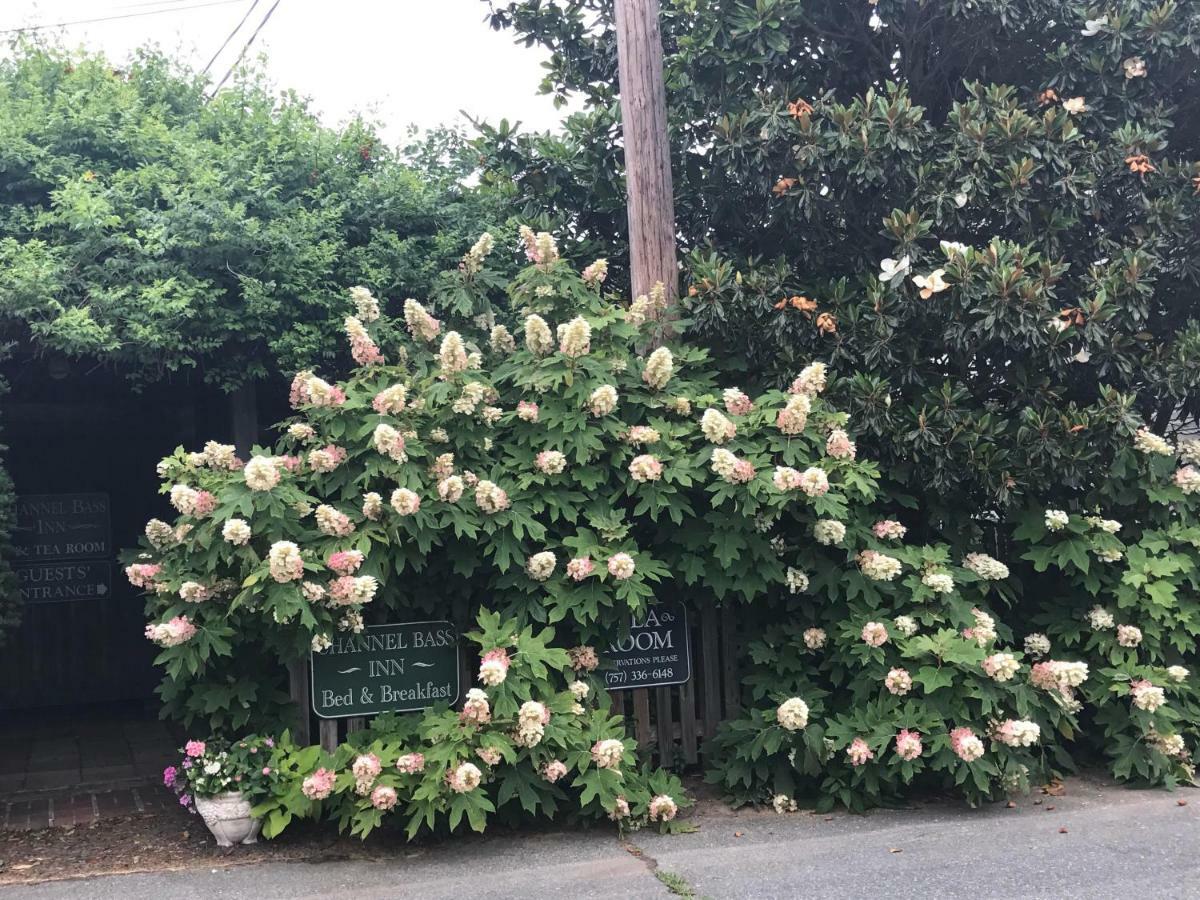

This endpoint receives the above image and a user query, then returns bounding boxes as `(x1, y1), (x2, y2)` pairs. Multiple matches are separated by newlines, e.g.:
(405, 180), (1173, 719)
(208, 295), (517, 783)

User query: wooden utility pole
(614, 0), (677, 307)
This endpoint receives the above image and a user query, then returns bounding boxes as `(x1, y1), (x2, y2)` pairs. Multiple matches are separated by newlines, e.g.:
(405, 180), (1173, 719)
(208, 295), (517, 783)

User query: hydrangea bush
(704, 539), (1079, 811)
(250, 612), (688, 838)
(125, 227), (891, 832)
(1013, 433), (1199, 786)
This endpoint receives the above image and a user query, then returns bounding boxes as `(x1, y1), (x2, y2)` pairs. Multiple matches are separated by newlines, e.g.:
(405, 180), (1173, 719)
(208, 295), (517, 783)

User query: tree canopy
(479, 0), (1200, 525)
(0, 43), (499, 390)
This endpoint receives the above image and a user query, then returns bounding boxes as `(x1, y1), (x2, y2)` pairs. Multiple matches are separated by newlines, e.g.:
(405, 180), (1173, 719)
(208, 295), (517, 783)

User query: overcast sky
(1, 0), (574, 143)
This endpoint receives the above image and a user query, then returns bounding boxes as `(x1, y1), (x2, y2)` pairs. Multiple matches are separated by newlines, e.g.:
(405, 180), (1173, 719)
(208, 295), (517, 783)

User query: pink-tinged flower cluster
(607, 553), (636, 580)
(126, 563), (161, 589)
(1175, 465), (1200, 495)
(268, 541), (304, 583)
(307, 445), (347, 473)
(981, 653), (1021, 682)
(345, 315), (384, 366)
(963, 608), (998, 646)
(395, 753), (425, 775)
(625, 425), (661, 446)
(438, 476), (465, 503)
(790, 362), (827, 396)
(302, 767), (336, 800)
(992, 719), (1040, 747)
(370, 785), (397, 810)
(861, 621), (890, 647)
(846, 737), (874, 766)
(516, 400), (539, 422)
(460, 688), (491, 725)
(723, 387), (753, 415)
(327, 550), (364, 576)
(372, 424), (407, 462)
(1116, 624), (1143, 648)
(581, 258), (608, 286)
(872, 519), (907, 540)
(315, 504), (355, 537)
(185, 740), (206, 757)
(361, 492), (383, 520)
(390, 488), (421, 516)
(519, 225), (559, 266)
(475, 480), (510, 514)
(629, 454), (663, 482)
(570, 645), (599, 671)
(179, 581), (208, 603)
(567, 556), (595, 581)
(775, 394), (811, 435)
(291, 373), (346, 409)
(476, 747), (502, 766)
(825, 428), (856, 460)
(591, 738), (625, 769)
(711, 448), (754, 484)
(145, 616), (197, 647)
(328, 575), (378, 606)
(772, 466), (802, 492)
(803, 628), (826, 650)
(535, 450), (567, 475)
(372, 383), (408, 415)
(1129, 679), (1166, 712)
(885, 668), (912, 695)
(352, 753), (382, 795)
(950, 727), (985, 762)
(894, 729), (923, 761)
(541, 759), (569, 783)
(446, 761), (482, 793)
(1030, 660), (1088, 694)
(478, 648), (510, 687)
(403, 298), (441, 342)
(649, 794), (678, 822)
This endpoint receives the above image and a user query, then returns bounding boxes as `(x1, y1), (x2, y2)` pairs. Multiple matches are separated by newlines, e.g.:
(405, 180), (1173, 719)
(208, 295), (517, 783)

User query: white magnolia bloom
(878, 255), (911, 283)
(940, 240), (969, 256)
(911, 269), (948, 298)
(1081, 15), (1108, 36)
(1123, 56), (1147, 79)
(1062, 97), (1088, 115)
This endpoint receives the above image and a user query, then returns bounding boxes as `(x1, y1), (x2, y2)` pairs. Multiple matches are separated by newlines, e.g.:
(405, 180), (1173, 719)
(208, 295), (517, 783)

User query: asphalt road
(5, 779), (1197, 899)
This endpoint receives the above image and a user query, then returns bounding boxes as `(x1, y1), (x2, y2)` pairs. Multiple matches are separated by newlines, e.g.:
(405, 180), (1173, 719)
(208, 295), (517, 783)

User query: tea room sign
(603, 600), (691, 690)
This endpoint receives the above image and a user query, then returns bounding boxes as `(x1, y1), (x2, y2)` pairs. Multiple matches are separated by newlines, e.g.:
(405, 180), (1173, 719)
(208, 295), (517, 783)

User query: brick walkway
(0, 703), (181, 830)
(1, 783), (174, 830)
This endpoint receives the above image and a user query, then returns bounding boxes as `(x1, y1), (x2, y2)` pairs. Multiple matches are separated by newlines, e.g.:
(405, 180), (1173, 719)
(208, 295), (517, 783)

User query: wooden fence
(288, 604), (744, 769)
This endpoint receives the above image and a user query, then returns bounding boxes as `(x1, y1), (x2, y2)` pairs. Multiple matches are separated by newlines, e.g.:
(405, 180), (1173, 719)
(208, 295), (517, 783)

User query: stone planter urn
(194, 791), (262, 847)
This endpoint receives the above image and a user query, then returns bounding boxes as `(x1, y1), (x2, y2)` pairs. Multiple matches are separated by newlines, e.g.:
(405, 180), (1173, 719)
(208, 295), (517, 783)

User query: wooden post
(287, 660), (311, 746)
(614, 0), (677, 309)
(230, 382), (258, 458)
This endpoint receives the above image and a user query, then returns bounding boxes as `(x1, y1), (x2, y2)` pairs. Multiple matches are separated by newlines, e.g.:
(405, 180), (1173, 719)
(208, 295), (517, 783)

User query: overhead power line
(202, 0), (260, 75)
(208, 0), (282, 96)
(0, 0), (245, 35)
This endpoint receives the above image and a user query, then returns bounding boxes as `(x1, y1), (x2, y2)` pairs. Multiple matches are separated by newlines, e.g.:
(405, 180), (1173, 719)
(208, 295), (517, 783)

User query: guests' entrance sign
(16, 560), (111, 605)
(604, 600), (691, 690)
(310, 621), (460, 718)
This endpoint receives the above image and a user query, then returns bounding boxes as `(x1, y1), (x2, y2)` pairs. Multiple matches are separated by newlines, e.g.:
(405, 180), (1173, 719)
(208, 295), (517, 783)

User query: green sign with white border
(310, 620), (460, 718)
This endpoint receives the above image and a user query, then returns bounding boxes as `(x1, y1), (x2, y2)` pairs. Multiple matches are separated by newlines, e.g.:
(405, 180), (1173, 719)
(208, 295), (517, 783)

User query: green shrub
(1013, 434), (1199, 786)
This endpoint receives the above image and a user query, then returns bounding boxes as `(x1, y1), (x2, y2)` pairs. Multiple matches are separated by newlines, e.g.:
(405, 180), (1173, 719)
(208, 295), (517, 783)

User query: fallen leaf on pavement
(1006, 801), (1016, 809)
(1177, 800), (1188, 807)
(1058, 827), (1069, 834)
(1043, 780), (1066, 796)
(734, 832), (743, 838)
(888, 848), (902, 854)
